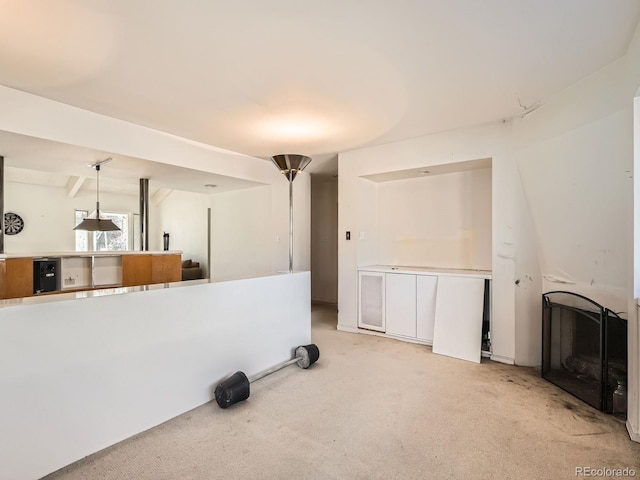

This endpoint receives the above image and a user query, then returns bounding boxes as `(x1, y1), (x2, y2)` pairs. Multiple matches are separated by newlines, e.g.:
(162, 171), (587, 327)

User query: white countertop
(0, 250), (182, 259)
(359, 265), (492, 279)
(0, 270), (305, 308)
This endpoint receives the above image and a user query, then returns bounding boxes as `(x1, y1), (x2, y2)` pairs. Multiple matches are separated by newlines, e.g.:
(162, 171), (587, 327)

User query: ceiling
(0, 0), (639, 182)
(1, 130), (264, 196)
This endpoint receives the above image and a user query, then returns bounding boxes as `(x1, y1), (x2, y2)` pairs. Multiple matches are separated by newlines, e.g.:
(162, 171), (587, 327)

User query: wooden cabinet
(385, 273), (416, 338)
(0, 260), (5, 299)
(122, 255), (152, 287)
(122, 254), (181, 286)
(151, 254), (181, 284)
(0, 253), (183, 299)
(5, 258), (33, 299)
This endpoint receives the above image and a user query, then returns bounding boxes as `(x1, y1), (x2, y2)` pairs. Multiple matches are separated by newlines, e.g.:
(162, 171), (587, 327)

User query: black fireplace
(542, 291), (627, 413)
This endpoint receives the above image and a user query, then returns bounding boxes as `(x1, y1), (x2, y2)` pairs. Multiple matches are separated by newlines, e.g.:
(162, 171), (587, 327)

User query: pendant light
(270, 154), (312, 273)
(73, 158), (120, 232)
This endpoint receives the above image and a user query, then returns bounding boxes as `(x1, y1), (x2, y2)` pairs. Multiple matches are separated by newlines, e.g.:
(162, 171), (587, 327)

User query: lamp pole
(288, 169), (294, 273)
(270, 154), (312, 273)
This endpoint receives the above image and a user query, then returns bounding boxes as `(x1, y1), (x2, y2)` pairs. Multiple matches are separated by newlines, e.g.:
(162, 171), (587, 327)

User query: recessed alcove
(359, 157), (492, 270)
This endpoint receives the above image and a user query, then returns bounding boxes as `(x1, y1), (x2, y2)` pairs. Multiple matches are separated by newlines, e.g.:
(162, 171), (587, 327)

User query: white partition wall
(0, 272), (311, 480)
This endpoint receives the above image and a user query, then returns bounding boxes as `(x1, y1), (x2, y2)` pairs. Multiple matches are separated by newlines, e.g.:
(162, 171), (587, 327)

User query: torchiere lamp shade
(270, 154), (312, 181)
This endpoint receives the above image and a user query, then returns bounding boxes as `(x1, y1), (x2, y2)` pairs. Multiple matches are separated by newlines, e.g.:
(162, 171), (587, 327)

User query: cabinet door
(122, 255), (152, 287)
(416, 275), (438, 343)
(151, 254), (181, 284)
(432, 276), (485, 363)
(5, 258), (33, 299)
(358, 271), (385, 332)
(385, 273), (416, 338)
(93, 256), (123, 286)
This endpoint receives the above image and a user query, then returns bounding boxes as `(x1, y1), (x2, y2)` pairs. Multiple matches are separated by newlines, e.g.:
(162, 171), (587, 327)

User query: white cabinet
(385, 273), (416, 338)
(92, 255), (122, 286)
(416, 275), (438, 343)
(61, 257), (92, 290)
(358, 271), (385, 331)
(357, 267), (491, 363)
(61, 255), (122, 289)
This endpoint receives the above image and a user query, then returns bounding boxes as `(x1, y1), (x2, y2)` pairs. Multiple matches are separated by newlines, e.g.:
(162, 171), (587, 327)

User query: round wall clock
(4, 212), (24, 235)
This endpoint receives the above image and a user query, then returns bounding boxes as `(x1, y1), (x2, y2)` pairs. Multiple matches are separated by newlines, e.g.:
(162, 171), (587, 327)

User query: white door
(416, 275), (438, 343)
(385, 273), (416, 338)
(432, 276), (485, 363)
(358, 271), (385, 332)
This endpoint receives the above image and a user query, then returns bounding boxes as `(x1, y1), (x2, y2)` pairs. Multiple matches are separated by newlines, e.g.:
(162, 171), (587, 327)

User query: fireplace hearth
(542, 291), (627, 414)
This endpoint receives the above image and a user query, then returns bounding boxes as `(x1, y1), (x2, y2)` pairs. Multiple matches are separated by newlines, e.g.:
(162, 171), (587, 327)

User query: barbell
(214, 343), (320, 409)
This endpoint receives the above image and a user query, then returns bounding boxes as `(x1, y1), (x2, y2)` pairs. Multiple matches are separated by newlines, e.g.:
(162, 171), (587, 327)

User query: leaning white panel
(432, 275), (485, 363)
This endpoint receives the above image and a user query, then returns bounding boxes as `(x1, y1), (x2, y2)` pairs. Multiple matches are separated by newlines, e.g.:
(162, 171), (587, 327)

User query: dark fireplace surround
(542, 291), (627, 413)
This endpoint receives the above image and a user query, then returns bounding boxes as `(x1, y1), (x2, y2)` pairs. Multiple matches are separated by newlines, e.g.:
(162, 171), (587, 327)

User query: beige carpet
(44, 304), (640, 480)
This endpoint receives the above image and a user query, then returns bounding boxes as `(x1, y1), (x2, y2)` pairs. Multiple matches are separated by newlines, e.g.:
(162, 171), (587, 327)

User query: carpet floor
(44, 304), (640, 480)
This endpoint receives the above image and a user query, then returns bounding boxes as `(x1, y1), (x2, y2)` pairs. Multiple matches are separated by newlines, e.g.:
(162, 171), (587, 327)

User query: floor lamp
(270, 154), (312, 273)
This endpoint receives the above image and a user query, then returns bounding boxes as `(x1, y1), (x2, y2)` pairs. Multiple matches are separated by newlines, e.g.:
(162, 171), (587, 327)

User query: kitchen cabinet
(0, 252), (182, 299)
(357, 266), (491, 363)
(385, 273), (416, 338)
(122, 255), (152, 286)
(416, 275), (438, 343)
(5, 258), (33, 299)
(151, 254), (181, 284)
(358, 270), (385, 331)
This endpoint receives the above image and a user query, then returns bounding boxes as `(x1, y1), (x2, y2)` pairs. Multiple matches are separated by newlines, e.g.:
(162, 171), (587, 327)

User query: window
(75, 210), (130, 252)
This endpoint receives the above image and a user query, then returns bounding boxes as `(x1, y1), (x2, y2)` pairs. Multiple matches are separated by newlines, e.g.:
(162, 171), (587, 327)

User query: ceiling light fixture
(271, 154), (312, 273)
(73, 158), (120, 232)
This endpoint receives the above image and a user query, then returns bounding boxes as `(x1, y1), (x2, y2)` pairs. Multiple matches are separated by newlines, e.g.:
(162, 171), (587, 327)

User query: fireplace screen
(542, 291), (627, 413)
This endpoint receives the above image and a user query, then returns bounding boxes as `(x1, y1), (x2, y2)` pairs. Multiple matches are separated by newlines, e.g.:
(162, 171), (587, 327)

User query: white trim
(627, 421), (640, 443)
(337, 324), (359, 334)
(490, 353), (516, 365)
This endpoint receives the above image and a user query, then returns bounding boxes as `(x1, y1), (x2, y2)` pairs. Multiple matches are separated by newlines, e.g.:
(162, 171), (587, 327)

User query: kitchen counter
(0, 250), (182, 259)
(0, 270), (299, 308)
(359, 265), (492, 279)
(0, 251), (183, 300)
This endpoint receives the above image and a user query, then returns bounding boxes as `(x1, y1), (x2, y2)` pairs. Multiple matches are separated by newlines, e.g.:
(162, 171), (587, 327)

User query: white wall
(514, 21), (640, 315)
(336, 21), (640, 439)
(210, 186), (273, 278)
(155, 189), (210, 275)
(375, 169), (492, 270)
(515, 110), (633, 313)
(338, 122), (526, 365)
(0, 85), (311, 277)
(0, 272), (311, 480)
(4, 181), (138, 253)
(209, 173), (311, 280)
(311, 177), (338, 304)
(270, 171), (311, 274)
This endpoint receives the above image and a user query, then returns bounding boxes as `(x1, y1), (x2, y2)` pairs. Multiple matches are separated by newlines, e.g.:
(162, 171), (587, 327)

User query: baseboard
(337, 325), (359, 334)
(627, 421), (640, 443)
(490, 353), (515, 365)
